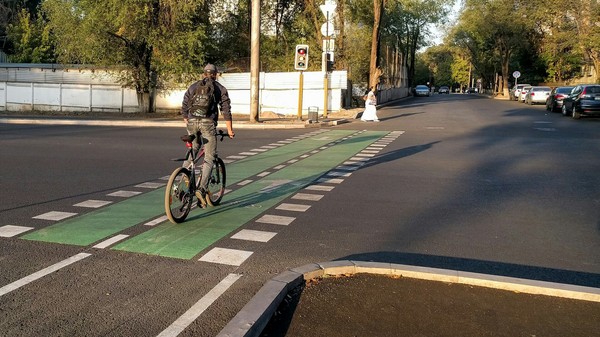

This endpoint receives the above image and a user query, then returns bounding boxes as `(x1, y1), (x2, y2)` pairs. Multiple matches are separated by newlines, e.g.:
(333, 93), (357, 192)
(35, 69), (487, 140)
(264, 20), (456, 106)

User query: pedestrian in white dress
(361, 88), (379, 122)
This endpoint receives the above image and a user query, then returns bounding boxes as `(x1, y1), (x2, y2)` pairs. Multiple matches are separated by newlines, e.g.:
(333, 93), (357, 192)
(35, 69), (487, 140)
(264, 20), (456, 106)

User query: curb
(216, 260), (600, 337)
(0, 117), (352, 129)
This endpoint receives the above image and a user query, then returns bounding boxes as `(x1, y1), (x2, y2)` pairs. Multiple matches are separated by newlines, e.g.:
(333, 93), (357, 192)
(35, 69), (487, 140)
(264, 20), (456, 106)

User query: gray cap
(204, 64), (217, 73)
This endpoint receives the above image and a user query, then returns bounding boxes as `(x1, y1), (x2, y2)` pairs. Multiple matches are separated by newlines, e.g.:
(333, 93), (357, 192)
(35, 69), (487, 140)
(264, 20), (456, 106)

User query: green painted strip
(113, 131), (388, 259)
(21, 130), (357, 246)
(22, 191), (164, 245)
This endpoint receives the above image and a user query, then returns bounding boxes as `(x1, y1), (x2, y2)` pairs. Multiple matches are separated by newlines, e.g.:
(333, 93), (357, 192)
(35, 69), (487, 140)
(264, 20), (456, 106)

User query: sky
(429, 0), (463, 47)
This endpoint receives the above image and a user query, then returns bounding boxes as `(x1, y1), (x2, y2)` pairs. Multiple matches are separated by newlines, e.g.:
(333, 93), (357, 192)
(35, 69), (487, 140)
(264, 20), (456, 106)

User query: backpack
(189, 78), (215, 118)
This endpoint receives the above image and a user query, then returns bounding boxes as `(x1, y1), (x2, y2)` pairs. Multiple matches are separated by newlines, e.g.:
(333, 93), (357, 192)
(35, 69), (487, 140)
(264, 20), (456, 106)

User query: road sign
(319, 1), (337, 18)
(320, 23), (335, 37)
(513, 71), (521, 78)
(323, 39), (335, 52)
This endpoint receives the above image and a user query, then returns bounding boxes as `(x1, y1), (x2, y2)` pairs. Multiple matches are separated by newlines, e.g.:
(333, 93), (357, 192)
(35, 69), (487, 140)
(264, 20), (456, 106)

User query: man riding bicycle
(180, 63), (235, 207)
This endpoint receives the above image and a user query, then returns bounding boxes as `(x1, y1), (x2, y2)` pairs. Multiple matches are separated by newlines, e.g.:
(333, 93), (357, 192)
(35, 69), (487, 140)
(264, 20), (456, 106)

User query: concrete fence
(0, 64), (361, 116)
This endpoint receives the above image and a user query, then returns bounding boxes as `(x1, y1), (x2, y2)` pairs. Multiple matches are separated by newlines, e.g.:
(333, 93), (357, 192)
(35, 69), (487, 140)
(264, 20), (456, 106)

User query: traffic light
(326, 52), (334, 72)
(294, 44), (309, 71)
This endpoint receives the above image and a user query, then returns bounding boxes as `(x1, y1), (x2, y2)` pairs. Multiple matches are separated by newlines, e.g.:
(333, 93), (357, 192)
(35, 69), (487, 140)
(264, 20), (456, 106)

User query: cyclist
(180, 63), (235, 207)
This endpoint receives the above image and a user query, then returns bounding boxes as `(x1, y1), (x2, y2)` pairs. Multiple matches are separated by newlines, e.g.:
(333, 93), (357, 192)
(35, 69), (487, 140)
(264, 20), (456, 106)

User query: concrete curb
(0, 117), (351, 129)
(216, 260), (600, 337)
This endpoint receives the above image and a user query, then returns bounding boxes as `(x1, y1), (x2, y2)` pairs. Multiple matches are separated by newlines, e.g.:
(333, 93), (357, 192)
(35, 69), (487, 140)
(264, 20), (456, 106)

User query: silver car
(525, 86), (551, 105)
(414, 85), (430, 97)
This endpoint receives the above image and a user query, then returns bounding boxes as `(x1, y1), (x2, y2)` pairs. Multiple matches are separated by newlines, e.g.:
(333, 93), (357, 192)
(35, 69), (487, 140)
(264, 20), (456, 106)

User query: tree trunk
(369, 0), (384, 90)
(137, 92), (151, 114)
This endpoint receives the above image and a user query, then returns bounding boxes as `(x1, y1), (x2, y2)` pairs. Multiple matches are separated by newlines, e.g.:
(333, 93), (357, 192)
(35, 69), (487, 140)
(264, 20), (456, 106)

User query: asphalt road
(1, 93), (599, 337)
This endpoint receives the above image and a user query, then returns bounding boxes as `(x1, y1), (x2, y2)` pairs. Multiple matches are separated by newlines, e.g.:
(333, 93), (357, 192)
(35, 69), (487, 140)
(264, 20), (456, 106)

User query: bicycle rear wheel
(206, 157), (226, 205)
(165, 167), (193, 223)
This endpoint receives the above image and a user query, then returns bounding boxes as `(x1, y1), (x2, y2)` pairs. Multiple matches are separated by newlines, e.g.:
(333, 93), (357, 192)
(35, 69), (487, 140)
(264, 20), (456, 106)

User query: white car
(525, 86), (551, 105)
(519, 86), (532, 102)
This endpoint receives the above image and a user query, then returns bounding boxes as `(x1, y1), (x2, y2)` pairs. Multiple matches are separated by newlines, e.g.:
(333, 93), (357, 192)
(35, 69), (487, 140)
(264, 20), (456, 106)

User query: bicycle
(164, 130), (228, 223)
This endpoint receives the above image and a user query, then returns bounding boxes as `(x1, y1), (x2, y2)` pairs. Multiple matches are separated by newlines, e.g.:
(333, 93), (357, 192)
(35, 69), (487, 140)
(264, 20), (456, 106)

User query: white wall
(0, 66), (349, 116)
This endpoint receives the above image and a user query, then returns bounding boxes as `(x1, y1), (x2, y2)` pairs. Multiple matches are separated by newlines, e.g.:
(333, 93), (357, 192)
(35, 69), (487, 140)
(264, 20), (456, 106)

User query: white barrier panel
(0, 66), (356, 115)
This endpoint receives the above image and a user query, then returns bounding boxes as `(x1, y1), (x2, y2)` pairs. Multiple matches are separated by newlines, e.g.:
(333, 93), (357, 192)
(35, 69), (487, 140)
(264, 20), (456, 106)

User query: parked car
(438, 86), (450, 94)
(511, 84), (531, 101)
(414, 85), (431, 97)
(546, 86), (575, 112)
(519, 86), (532, 102)
(525, 86), (551, 105)
(561, 84), (600, 119)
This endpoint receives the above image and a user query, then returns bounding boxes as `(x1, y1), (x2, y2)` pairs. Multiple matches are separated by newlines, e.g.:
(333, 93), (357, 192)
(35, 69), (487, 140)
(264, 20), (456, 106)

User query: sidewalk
(0, 109), (361, 129)
(219, 261), (600, 337)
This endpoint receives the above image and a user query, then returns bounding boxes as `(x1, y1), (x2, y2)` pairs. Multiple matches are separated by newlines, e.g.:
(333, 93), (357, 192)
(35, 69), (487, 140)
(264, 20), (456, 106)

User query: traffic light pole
(323, 72), (328, 119)
(297, 71), (304, 120)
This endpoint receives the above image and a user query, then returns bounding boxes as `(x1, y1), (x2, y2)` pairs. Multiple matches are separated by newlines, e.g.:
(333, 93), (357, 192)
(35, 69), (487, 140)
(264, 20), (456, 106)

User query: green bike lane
(23, 130), (389, 259)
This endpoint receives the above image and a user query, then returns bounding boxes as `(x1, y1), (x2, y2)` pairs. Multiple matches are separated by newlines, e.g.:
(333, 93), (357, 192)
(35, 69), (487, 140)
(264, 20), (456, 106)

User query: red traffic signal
(294, 44), (309, 71)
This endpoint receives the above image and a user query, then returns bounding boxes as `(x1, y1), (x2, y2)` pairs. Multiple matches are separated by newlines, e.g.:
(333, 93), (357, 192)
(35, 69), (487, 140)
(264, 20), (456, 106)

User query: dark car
(546, 86), (574, 112)
(562, 84), (600, 119)
(439, 86), (450, 94)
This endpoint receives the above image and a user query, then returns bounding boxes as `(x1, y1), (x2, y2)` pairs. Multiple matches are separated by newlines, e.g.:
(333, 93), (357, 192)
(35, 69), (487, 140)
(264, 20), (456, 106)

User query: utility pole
(249, 0), (260, 122)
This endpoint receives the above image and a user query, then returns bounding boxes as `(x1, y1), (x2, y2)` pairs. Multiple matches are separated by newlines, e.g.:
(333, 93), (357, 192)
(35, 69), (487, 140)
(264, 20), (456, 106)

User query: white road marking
(237, 179), (253, 186)
(74, 200), (112, 208)
(257, 171), (271, 177)
(0, 253), (92, 297)
(356, 153), (375, 157)
(144, 215), (168, 226)
(276, 203), (311, 212)
(93, 234), (129, 249)
(327, 171), (352, 177)
(305, 185), (335, 192)
(256, 214), (295, 226)
(0, 225), (34, 237)
(227, 155), (246, 160)
(317, 177), (344, 184)
(300, 154), (309, 158)
(336, 165), (359, 171)
(199, 248), (253, 266)
(135, 182), (165, 189)
(239, 152), (258, 156)
(251, 148), (268, 152)
(292, 193), (324, 201)
(156, 273), (242, 337)
(107, 190), (142, 198)
(231, 229), (277, 242)
(159, 175), (171, 180)
(287, 159), (299, 164)
(273, 164), (286, 170)
(33, 211), (77, 221)
(534, 128), (556, 132)
(349, 157), (369, 161)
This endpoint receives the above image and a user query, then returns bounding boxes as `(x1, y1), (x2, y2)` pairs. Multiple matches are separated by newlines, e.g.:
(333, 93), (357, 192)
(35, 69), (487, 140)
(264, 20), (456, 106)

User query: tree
(43, 0), (208, 113)
(454, 0), (531, 96)
(7, 9), (54, 63)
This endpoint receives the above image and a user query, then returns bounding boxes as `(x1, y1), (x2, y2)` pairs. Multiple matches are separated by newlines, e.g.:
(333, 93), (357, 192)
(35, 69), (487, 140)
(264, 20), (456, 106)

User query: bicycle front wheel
(206, 157), (226, 205)
(165, 167), (193, 223)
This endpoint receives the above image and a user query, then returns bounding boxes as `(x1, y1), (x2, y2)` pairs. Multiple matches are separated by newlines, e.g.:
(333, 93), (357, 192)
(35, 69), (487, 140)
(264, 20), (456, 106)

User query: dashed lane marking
(93, 234), (130, 249)
(156, 273), (242, 337)
(135, 182), (165, 189)
(256, 214), (296, 226)
(292, 193), (324, 201)
(275, 203), (311, 212)
(33, 211), (77, 221)
(0, 253), (91, 297)
(231, 229), (277, 242)
(198, 248), (253, 266)
(74, 200), (113, 208)
(0, 225), (34, 237)
(107, 190), (142, 198)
